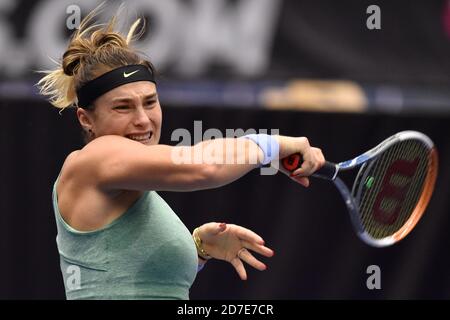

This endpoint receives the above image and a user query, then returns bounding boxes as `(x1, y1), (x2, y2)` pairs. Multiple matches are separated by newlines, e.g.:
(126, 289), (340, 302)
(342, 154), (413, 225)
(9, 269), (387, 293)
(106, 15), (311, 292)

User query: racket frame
(320, 131), (437, 247)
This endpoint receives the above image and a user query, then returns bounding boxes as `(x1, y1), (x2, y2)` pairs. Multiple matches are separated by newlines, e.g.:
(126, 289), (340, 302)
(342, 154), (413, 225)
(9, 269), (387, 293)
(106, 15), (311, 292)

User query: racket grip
(281, 154), (338, 180)
(313, 161), (338, 180)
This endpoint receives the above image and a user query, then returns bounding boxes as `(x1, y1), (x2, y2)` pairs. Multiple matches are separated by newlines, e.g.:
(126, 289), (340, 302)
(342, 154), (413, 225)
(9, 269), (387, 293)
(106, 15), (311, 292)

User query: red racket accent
(282, 154), (301, 171)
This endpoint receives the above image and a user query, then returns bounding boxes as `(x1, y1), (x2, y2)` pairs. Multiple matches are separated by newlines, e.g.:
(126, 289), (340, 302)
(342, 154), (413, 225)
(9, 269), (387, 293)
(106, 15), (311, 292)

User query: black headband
(76, 64), (156, 108)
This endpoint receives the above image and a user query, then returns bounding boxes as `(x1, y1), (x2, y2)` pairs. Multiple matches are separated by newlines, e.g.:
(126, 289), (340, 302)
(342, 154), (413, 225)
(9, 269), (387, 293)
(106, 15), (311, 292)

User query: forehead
(100, 81), (157, 101)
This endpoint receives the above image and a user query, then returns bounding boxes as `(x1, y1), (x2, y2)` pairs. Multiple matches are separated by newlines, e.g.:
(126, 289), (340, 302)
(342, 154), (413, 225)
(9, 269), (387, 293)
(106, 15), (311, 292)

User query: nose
(133, 105), (151, 127)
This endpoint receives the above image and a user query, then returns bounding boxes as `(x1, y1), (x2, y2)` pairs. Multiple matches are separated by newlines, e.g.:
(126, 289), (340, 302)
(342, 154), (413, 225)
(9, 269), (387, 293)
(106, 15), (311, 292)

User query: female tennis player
(38, 10), (325, 299)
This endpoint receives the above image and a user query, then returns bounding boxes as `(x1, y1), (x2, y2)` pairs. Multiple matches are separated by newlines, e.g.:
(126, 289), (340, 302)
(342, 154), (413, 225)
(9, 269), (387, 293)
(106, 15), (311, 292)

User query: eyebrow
(111, 93), (158, 104)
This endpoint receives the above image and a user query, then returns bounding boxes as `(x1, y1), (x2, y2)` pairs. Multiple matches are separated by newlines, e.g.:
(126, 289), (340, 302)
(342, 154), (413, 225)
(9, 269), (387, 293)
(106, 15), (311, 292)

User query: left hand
(196, 222), (274, 280)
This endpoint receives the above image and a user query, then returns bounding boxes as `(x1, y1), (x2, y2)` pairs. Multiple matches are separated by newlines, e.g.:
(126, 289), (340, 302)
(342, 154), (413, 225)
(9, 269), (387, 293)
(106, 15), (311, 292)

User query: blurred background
(0, 0), (449, 299)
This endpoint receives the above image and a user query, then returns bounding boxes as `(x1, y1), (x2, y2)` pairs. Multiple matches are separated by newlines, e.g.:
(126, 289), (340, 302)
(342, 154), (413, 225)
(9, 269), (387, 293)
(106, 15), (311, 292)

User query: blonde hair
(37, 8), (155, 110)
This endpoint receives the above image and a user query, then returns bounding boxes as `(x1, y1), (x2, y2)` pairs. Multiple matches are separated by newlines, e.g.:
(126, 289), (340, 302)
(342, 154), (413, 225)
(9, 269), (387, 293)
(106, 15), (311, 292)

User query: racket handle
(281, 154), (338, 180)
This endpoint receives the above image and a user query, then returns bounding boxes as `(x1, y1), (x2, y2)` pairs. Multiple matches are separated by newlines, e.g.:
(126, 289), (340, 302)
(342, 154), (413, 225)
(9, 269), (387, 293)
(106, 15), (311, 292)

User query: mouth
(126, 131), (153, 144)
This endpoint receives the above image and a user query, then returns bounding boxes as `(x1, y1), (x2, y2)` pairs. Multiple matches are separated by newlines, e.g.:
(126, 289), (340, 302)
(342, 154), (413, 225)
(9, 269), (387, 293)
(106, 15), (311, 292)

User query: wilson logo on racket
(372, 158), (419, 225)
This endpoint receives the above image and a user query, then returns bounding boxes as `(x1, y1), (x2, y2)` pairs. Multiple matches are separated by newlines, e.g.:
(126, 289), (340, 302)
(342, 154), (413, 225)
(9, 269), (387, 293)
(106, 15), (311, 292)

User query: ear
(76, 108), (94, 132)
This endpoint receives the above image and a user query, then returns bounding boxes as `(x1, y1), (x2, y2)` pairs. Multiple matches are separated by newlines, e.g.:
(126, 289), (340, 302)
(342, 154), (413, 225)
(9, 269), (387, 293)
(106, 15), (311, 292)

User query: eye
(113, 105), (129, 110)
(144, 99), (157, 108)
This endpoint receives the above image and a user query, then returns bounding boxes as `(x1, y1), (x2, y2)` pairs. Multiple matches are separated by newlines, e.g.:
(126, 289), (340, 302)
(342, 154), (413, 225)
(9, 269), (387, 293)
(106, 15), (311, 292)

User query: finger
(241, 240), (274, 258)
(291, 160), (315, 177)
(230, 225), (265, 245)
(316, 148), (325, 166)
(202, 222), (227, 236)
(230, 257), (247, 280)
(313, 148), (325, 170)
(216, 222), (227, 233)
(238, 249), (267, 271)
(290, 175), (310, 187)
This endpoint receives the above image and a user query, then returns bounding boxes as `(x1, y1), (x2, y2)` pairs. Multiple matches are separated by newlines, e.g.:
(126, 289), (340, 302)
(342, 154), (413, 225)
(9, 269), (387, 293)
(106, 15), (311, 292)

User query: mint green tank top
(52, 178), (198, 300)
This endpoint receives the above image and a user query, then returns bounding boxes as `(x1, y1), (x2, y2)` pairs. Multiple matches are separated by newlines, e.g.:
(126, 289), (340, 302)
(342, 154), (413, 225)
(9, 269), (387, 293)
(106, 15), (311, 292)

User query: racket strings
(356, 140), (430, 239)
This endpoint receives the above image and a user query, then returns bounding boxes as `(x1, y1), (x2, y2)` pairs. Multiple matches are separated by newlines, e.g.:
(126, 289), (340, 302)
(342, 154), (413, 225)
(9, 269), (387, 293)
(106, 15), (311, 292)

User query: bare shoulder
(74, 135), (126, 163)
(53, 137), (126, 200)
(56, 139), (142, 231)
(61, 135), (126, 183)
(80, 135), (128, 153)
(59, 150), (81, 184)
(57, 149), (91, 203)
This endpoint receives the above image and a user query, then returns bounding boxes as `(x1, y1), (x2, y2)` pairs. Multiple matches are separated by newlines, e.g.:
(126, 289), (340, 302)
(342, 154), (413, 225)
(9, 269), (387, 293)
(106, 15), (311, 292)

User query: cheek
(98, 116), (127, 134)
(156, 113), (163, 127)
(152, 107), (163, 127)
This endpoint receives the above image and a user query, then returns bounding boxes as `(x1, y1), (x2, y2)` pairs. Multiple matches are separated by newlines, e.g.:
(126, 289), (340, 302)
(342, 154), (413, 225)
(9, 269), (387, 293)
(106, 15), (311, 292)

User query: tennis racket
(282, 131), (438, 247)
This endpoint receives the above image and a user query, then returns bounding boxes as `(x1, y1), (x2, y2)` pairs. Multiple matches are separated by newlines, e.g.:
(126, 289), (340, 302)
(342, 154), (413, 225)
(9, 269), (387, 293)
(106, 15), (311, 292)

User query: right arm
(72, 134), (323, 192)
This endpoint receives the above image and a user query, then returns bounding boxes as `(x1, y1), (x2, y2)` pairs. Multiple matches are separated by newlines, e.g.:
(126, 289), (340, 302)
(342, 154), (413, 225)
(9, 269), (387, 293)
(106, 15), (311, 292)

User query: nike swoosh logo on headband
(123, 70), (139, 78)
